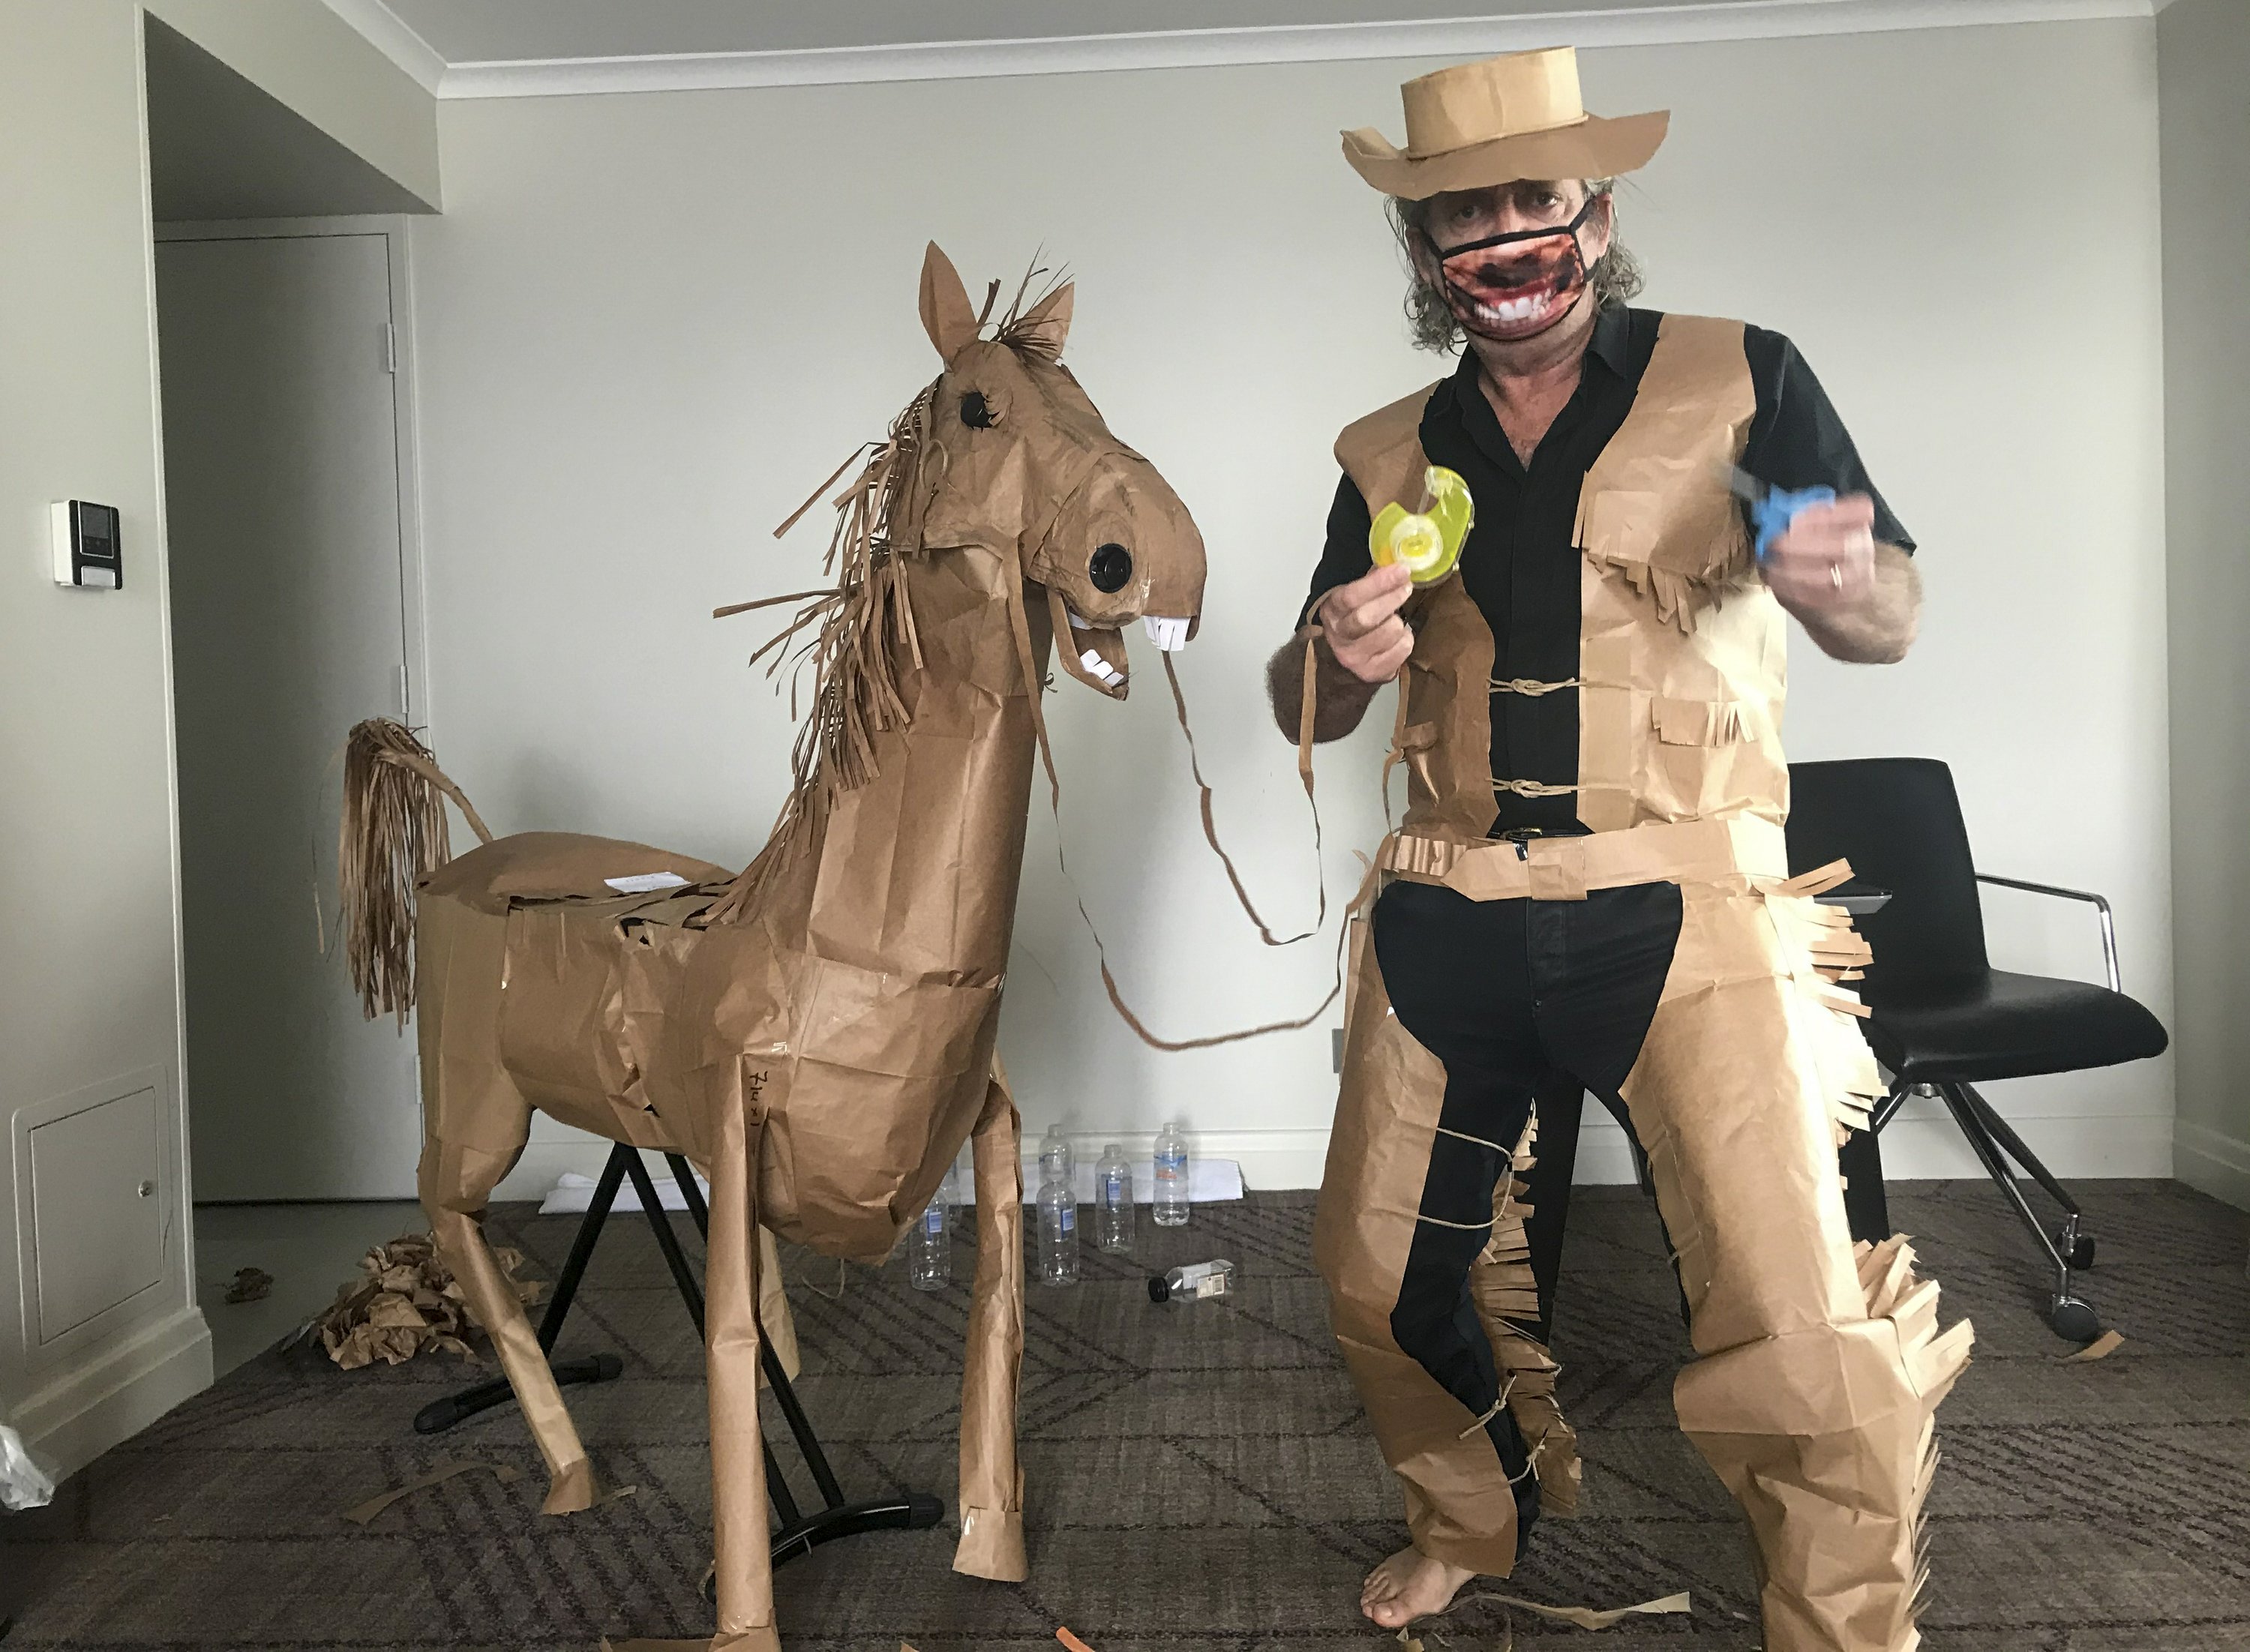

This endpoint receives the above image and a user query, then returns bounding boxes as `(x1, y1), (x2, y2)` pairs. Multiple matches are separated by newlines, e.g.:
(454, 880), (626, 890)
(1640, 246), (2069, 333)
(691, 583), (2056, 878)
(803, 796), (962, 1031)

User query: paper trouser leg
(1621, 884), (1972, 1652)
(1312, 918), (1548, 1577)
(952, 1054), (1028, 1580)
(705, 1080), (780, 1652)
(414, 895), (599, 1516)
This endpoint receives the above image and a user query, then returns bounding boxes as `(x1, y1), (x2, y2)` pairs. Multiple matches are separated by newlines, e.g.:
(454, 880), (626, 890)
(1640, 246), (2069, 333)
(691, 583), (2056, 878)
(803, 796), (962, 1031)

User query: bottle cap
(1147, 1276), (1170, 1303)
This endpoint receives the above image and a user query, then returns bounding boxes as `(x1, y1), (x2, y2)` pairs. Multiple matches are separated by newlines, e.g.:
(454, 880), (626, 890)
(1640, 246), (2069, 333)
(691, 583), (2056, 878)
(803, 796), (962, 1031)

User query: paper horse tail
(339, 716), (494, 1024)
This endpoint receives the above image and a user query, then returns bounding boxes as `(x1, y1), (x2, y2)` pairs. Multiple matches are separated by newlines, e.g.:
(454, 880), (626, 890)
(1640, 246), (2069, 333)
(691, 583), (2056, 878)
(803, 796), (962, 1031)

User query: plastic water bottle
(1036, 1172), (1078, 1286)
(1153, 1120), (1190, 1227)
(1095, 1143), (1135, 1254)
(908, 1181), (951, 1291)
(1039, 1123), (1074, 1194)
(1148, 1257), (1234, 1303)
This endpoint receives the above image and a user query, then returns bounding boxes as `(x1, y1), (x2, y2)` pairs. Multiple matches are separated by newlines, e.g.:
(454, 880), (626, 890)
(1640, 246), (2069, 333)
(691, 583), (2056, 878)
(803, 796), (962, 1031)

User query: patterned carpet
(3, 1179), (2246, 1651)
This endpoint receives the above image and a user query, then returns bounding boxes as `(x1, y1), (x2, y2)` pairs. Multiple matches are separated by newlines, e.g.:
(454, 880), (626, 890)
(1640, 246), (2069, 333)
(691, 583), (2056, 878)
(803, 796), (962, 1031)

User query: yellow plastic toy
(1369, 466), (1473, 584)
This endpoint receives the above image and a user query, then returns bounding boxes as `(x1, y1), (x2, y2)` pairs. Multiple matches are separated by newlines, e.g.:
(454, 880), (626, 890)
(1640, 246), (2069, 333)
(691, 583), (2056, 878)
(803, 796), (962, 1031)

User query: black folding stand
(412, 1140), (941, 1564)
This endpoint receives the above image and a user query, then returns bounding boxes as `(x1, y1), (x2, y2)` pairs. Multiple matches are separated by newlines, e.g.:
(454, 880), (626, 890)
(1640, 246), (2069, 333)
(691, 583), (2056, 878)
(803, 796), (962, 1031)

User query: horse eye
(959, 391), (994, 428)
(1089, 543), (1132, 593)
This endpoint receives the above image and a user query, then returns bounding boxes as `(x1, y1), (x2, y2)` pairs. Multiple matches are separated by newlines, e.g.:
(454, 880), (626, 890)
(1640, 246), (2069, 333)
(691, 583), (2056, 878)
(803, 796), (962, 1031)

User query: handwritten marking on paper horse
(340, 243), (1207, 1652)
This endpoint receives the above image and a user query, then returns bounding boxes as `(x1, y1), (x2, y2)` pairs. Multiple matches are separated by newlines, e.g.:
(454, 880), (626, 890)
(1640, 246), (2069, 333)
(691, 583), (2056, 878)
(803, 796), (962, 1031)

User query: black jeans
(1370, 874), (1684, 1540)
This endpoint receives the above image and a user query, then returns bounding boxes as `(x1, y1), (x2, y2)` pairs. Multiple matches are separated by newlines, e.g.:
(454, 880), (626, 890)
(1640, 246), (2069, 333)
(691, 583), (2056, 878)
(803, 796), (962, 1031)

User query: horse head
(914, 241), (1205, 700)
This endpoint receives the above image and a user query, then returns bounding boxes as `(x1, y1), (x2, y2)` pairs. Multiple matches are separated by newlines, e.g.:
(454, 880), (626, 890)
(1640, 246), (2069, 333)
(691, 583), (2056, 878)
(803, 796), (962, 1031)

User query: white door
(158, 230), (422, 1200)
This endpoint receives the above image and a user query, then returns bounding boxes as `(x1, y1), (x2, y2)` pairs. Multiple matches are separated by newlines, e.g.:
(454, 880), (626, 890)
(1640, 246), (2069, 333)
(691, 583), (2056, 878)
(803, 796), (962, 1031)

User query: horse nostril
(1089, 543), (1132, 593)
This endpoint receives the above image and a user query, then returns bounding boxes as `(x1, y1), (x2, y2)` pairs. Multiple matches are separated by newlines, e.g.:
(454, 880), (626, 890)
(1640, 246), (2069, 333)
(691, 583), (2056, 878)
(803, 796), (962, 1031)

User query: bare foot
(1360, 1546), (1476, 1629)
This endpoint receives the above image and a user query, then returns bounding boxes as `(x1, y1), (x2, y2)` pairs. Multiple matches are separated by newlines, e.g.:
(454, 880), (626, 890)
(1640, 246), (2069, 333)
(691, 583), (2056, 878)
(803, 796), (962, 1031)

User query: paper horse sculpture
(339, 243), (1206, 1652)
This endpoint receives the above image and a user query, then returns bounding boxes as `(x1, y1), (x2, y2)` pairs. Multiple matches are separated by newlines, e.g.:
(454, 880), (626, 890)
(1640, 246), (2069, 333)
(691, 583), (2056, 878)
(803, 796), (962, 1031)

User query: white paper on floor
(538, 1168), (708, 1216)
(1015, 1158), (1244, 1206)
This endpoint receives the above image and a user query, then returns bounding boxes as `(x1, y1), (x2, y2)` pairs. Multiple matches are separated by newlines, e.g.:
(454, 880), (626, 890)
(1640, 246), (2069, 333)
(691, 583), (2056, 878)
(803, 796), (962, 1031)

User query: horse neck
(780, 545), (1044, 985)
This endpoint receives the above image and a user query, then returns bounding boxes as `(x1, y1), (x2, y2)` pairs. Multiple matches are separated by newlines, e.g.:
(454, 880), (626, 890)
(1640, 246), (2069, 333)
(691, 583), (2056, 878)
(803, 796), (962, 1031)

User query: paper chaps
(1314, 861), (1974, 1652)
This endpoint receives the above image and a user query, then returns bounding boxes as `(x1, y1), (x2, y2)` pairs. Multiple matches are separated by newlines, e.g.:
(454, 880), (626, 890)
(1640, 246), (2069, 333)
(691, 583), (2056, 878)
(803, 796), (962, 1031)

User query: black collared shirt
(1303, 305), (1913, 834)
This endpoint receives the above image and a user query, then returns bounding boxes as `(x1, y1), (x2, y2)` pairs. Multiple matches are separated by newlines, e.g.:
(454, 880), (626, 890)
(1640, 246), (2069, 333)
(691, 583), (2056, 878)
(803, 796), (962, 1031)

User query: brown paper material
(1461, 1588), (1690, 1629)
(340, 1457), (520, 1525)
(340, 243), (1204, 1649)
(1315, 315), (1970, 1652)
(315, 1231), (542, 1371)
(2066, 1329), (2124, 1362)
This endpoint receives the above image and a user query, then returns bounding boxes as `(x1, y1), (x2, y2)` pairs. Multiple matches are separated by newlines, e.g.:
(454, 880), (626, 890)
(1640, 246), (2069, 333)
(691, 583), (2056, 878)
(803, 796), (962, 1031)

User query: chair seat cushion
(1867, 970), (2169, 1084)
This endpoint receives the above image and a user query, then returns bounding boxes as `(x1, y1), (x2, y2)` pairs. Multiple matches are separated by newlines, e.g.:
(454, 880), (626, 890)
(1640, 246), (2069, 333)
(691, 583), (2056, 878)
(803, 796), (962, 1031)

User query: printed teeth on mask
(1077, 647), (1124, 688)
(1477, 292), (1552, 324)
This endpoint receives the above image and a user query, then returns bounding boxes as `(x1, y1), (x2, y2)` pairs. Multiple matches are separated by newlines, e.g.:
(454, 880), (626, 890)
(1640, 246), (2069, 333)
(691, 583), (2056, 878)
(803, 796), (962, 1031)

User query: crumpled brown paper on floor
(316, 1231), (543, 1370)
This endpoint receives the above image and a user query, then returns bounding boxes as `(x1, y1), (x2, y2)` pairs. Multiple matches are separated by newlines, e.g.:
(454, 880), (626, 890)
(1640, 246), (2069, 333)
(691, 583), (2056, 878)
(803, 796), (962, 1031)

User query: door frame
(153, 215), (431, 730)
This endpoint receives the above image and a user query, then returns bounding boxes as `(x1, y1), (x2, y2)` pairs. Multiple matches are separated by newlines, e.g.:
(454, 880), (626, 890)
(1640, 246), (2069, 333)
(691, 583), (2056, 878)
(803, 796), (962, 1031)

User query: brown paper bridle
(998, 574), (1363, 1051)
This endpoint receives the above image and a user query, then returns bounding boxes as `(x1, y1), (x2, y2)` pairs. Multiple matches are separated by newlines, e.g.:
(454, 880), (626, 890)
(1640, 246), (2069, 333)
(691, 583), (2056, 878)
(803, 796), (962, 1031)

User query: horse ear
(1016, 281), (1074, 358)
(919, 241), (980, 361)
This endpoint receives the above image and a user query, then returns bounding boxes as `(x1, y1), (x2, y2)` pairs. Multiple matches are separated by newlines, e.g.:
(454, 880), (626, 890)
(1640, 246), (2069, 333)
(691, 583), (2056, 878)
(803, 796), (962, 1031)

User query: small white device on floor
(52, 499), (122, 589)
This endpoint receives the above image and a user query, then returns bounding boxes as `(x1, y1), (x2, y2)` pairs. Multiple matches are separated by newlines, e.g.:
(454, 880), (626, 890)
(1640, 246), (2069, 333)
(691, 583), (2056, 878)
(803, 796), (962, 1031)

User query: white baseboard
(2174, 1120), (2250, 1211)
(486, 1110), (2179, 1202)
(14, 1305), (212, 1482)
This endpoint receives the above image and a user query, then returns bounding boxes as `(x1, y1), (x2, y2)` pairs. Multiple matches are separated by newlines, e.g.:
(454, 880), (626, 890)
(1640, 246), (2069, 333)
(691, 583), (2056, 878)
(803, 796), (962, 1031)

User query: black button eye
(959, 391), (994, 428)
(1089, 543), (1132, 592)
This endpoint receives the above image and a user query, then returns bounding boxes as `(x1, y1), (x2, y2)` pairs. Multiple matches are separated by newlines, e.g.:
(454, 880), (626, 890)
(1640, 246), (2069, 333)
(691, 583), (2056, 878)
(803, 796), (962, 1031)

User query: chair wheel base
(2049, 1295), (2102, 1345)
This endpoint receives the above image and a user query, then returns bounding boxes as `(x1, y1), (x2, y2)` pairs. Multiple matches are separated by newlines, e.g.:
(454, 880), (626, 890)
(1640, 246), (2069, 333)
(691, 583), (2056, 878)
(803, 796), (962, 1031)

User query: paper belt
(1382, 815), (1787, 903)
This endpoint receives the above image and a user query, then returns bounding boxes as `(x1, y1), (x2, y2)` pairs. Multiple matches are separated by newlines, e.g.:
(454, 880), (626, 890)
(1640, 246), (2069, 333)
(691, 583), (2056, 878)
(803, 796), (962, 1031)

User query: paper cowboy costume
(1290, 48), (1974, 1652)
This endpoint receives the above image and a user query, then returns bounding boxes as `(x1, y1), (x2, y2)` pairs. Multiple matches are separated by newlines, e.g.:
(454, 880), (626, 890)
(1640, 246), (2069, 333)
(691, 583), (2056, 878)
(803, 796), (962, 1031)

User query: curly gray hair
(1388, 180), (1645, 353)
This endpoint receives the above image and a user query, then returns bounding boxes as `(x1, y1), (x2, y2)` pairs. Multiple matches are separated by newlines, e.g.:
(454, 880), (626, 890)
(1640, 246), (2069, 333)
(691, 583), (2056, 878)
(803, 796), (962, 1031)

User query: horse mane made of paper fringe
(706, 265), (1070, 924)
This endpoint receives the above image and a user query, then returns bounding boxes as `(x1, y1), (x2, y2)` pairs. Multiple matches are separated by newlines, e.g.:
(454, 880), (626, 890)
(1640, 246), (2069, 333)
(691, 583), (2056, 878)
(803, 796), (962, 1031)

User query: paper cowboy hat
(1342, 46), (1668, 199)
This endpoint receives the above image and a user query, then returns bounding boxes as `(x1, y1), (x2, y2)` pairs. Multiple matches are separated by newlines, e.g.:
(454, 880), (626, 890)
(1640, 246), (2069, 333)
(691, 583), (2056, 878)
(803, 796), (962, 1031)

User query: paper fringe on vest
(316, 1231), (542, 1370)
(339, 244), (1204, 1652)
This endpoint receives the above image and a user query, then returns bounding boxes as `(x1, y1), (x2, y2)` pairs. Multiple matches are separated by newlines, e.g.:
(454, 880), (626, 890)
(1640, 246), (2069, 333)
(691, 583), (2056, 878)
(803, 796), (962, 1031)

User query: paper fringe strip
(340, 1457), (522, 1525)
(316, 1231), (543, 1371)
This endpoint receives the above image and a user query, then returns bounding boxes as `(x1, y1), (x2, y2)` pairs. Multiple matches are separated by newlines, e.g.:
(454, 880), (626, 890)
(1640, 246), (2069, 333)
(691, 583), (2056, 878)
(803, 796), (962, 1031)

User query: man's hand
(1760, 493), (1921, 664)
(1317, 560), (1415, 682)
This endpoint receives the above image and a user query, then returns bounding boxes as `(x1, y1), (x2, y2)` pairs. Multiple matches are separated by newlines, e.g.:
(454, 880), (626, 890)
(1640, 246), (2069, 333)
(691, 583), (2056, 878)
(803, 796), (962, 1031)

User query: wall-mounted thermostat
(52, 500), (123, 589)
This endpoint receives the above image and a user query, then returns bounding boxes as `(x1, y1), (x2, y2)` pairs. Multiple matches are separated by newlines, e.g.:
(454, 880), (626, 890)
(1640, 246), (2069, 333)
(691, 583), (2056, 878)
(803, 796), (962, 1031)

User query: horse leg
(704, 1081), (779, 1652)
(757, 1227), (801, 1381)
(414, 898), (602, 1516)
(952, 1053), (1028, 1581)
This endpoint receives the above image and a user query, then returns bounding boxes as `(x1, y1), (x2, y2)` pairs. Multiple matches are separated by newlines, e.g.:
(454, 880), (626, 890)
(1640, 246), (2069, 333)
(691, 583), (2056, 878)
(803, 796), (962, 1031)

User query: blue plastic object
(1749, 483), (1835, 562)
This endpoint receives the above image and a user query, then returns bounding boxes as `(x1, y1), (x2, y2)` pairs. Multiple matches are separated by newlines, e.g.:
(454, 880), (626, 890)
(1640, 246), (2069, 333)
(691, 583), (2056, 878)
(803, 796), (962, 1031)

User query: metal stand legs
(413, 1141), (942, 1561)
(1904, 1080), (2100, 1342)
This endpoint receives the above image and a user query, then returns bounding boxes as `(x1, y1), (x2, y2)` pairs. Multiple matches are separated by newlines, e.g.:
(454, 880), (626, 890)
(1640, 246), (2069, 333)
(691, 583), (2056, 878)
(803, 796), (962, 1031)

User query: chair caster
(2056, 1228), (2095, 1270)
(2049, 1294), (2102, 1345)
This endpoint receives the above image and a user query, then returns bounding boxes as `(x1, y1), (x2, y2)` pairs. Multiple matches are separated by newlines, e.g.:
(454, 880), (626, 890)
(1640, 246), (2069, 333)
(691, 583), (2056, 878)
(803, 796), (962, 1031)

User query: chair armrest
(1974, 873), (2121, 993)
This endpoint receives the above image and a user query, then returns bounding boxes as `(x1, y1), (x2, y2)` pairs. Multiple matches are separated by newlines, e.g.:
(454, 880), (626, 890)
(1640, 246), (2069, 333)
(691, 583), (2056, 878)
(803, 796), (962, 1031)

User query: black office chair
(1785, 757), (2168, 1341)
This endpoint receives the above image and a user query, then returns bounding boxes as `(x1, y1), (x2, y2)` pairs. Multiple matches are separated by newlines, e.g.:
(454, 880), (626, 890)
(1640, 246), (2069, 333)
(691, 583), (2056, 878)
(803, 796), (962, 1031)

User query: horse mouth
(1063, 607), (1194, 696)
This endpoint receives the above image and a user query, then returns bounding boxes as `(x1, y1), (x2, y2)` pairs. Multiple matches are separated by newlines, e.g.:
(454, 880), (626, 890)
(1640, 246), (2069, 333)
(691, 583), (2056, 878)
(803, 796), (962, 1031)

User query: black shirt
(1301, 304), (1913, 834)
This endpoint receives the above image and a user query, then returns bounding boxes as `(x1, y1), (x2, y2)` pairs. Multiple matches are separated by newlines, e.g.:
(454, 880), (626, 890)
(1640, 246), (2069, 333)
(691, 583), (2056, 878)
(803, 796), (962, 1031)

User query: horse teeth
(1066, 606), (1093, 631)
(1078, 648), (1106, 673)
(1142, 616), (1190, 652)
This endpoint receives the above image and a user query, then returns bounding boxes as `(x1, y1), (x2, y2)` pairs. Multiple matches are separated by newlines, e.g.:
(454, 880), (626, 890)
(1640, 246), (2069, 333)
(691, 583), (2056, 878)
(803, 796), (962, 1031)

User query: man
(1273, 47), (1972, 1652)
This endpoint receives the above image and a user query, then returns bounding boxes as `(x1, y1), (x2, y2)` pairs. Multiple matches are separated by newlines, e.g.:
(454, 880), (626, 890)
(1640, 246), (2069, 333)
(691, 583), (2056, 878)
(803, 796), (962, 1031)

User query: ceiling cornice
(323, 0), (445, 94)
(329, 0), (2156, 101)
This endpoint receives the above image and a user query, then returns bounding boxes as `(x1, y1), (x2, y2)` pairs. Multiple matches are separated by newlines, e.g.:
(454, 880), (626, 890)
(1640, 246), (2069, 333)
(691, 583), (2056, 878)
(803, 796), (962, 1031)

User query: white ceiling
(328, 0), (2157, 96)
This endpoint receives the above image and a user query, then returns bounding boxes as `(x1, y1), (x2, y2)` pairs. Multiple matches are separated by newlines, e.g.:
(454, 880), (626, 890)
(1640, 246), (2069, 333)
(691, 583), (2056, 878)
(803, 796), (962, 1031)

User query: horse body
(348, 245), (1204, 1651)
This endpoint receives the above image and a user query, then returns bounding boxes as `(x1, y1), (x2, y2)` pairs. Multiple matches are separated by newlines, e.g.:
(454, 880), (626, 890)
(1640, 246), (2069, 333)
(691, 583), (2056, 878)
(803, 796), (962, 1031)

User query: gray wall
(2160, 0), (2250, 1209)
(410, 17), (2173, 1192)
